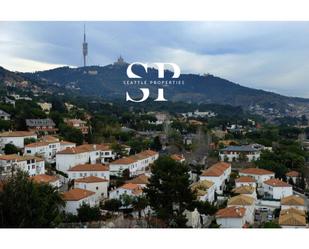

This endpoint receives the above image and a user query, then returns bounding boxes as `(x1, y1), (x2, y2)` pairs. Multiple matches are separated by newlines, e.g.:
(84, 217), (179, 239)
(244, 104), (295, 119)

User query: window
(96, 186), (98, 190)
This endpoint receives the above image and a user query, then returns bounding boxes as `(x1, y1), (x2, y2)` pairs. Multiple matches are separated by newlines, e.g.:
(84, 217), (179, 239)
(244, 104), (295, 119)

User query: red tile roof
(201, 162), (231, 177)
(57, 144), (111, 154)
(31, 174), (59, 184)
(286, 171), (300, 177)
(68, 163), (109, 172)
(235, 176), (256, 183)
(75, 176), (108, 183)
(264, 178), (291, 187)
(62, 188), (95, 201)
(0, 131), (36, 137)
(216, 207), (246, 218)
(239, 167), (274, 175)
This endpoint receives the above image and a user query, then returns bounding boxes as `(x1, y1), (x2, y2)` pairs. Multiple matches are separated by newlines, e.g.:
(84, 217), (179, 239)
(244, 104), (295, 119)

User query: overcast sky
(1, 21), (309, 97)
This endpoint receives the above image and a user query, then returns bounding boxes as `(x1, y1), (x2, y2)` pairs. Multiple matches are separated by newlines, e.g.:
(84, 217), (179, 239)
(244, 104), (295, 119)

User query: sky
(0, 21), (309, 98)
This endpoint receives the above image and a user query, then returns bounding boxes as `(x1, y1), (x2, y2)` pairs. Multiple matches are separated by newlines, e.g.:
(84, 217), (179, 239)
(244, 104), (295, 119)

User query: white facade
(263, 183), (293, 200)
(109, 150), (159, 177)
(109, 184), (143, 200)
(239, 173), (274, 187)
(74, 180), (109, 200)
(216, 216), (246, 228)
(0, 132), (37, 148)
(68, 169), (109, 181)
(64, 195), (96, 215)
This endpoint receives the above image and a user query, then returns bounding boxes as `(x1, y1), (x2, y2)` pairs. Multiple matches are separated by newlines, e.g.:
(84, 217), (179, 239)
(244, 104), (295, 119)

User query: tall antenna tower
(82, 24), (88, 67)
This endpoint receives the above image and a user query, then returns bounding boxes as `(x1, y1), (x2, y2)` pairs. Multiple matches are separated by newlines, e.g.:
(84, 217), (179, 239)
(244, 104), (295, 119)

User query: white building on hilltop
(0, 131), (37, 149)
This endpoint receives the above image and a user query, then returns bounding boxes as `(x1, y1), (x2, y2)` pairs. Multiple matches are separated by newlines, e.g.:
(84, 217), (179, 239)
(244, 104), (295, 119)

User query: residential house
(215, 207), (247, 228)
(0, 154), (45, 176)
(0, 109), (10, 120)
(24, 138), (75, 163)
(56, 144), (116, 173)
(219, 144), (264, 162)
(227, 195), (255, 224)
(199, 162), (231, 194)
(26, 118), (57, 134)
(74, 176), (109, 200)
(191, 180), (215, 203)
(62, 188), (96, 215)
(126, 174), (149, 188)
(279, 208), (307, 228)
(239, 168), (275, 187)
(109, 183), (143, 200)
(263, 178), (293, 199)
(109, 150), (159, 177)
(37, 102), (52, 114)
(0, 131), (37, 149)
(31, 174), (61, 188)
(281, 195), (306, 211)
(67, 163), (109, 181)
(285, 171), (300, 185)
(235, 176), (257, 188)
(64, 118), (89, 135)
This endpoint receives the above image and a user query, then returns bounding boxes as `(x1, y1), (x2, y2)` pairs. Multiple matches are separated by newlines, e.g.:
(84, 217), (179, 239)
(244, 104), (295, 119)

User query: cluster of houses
(0, 128), (160, 215)
(188, 162), (307, 228)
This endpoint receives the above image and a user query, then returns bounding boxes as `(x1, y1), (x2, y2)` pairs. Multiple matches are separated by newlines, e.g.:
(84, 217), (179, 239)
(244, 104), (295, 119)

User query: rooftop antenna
(82, 24), (88, 67)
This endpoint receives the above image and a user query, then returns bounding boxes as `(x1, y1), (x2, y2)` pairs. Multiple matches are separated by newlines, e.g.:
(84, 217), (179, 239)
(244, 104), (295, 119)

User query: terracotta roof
(111, 157), (137, 165)
(235, 176), (256, 183)
(75, 176), (108, 183)
(201, 162), (231, 177)
(191, 180), (214, 197)
(25, 141), (52, 148)
(281, 195), (305, 206)
(111, 150), (158, 165)
(170, 154), (185, 161)
(126, 174), (149, 185)
(228, 194), (255, 206)
(264, 178), (291, 187)
(121, 183), (140, 190)
(232, 186), (256, 194)
(60, 141), (75, 145)
(0, 154), (43, 162)
(239, 168), (274, 175)
(57, 144), (111, 155)
(216, 207), (246, 218)
(62, 188), (95, 201)
(41, 135), (59, 142)
(68, 163), (109, 172)
(279, 208), (306, 227)
(286, 171), (300, 177)
(0, 131), (36, 137)
(31, 174), (59, 184)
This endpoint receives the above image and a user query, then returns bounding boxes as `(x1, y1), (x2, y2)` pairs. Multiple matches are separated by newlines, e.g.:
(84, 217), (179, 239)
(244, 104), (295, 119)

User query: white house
(216, 207), (247, 228)
(239, 168), (275, 187)
(67, 163), (109, 181)
(74, 176), (109, 200)
(0, 131), (37, 149)
(219, 144), (264, 162)
(263, 178), (293, 199)
(0, 154), (45, 176)
(279, 208), (307, 228)
(0, 109), (10, 120)
(109, 183), (143, 200)
(62, 188), (96, 215)
(24, 139), (75, 163)
(235, 176), (257, 188)
(126, 174), (149, 188)
(281, 195), (306, 211)
(109, 150), (159, 177)
(227, 194), (255, 224)
(285, 171), (300, 185)
(56, 144), (116, 174)
(191, 180), (215, 203)
(31, 174), (61, 188)
(199, 162), (231, 194)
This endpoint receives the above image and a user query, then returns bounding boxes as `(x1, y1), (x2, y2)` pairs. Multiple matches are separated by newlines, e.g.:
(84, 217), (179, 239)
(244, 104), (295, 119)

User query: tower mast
(82, 24), (88, 67)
